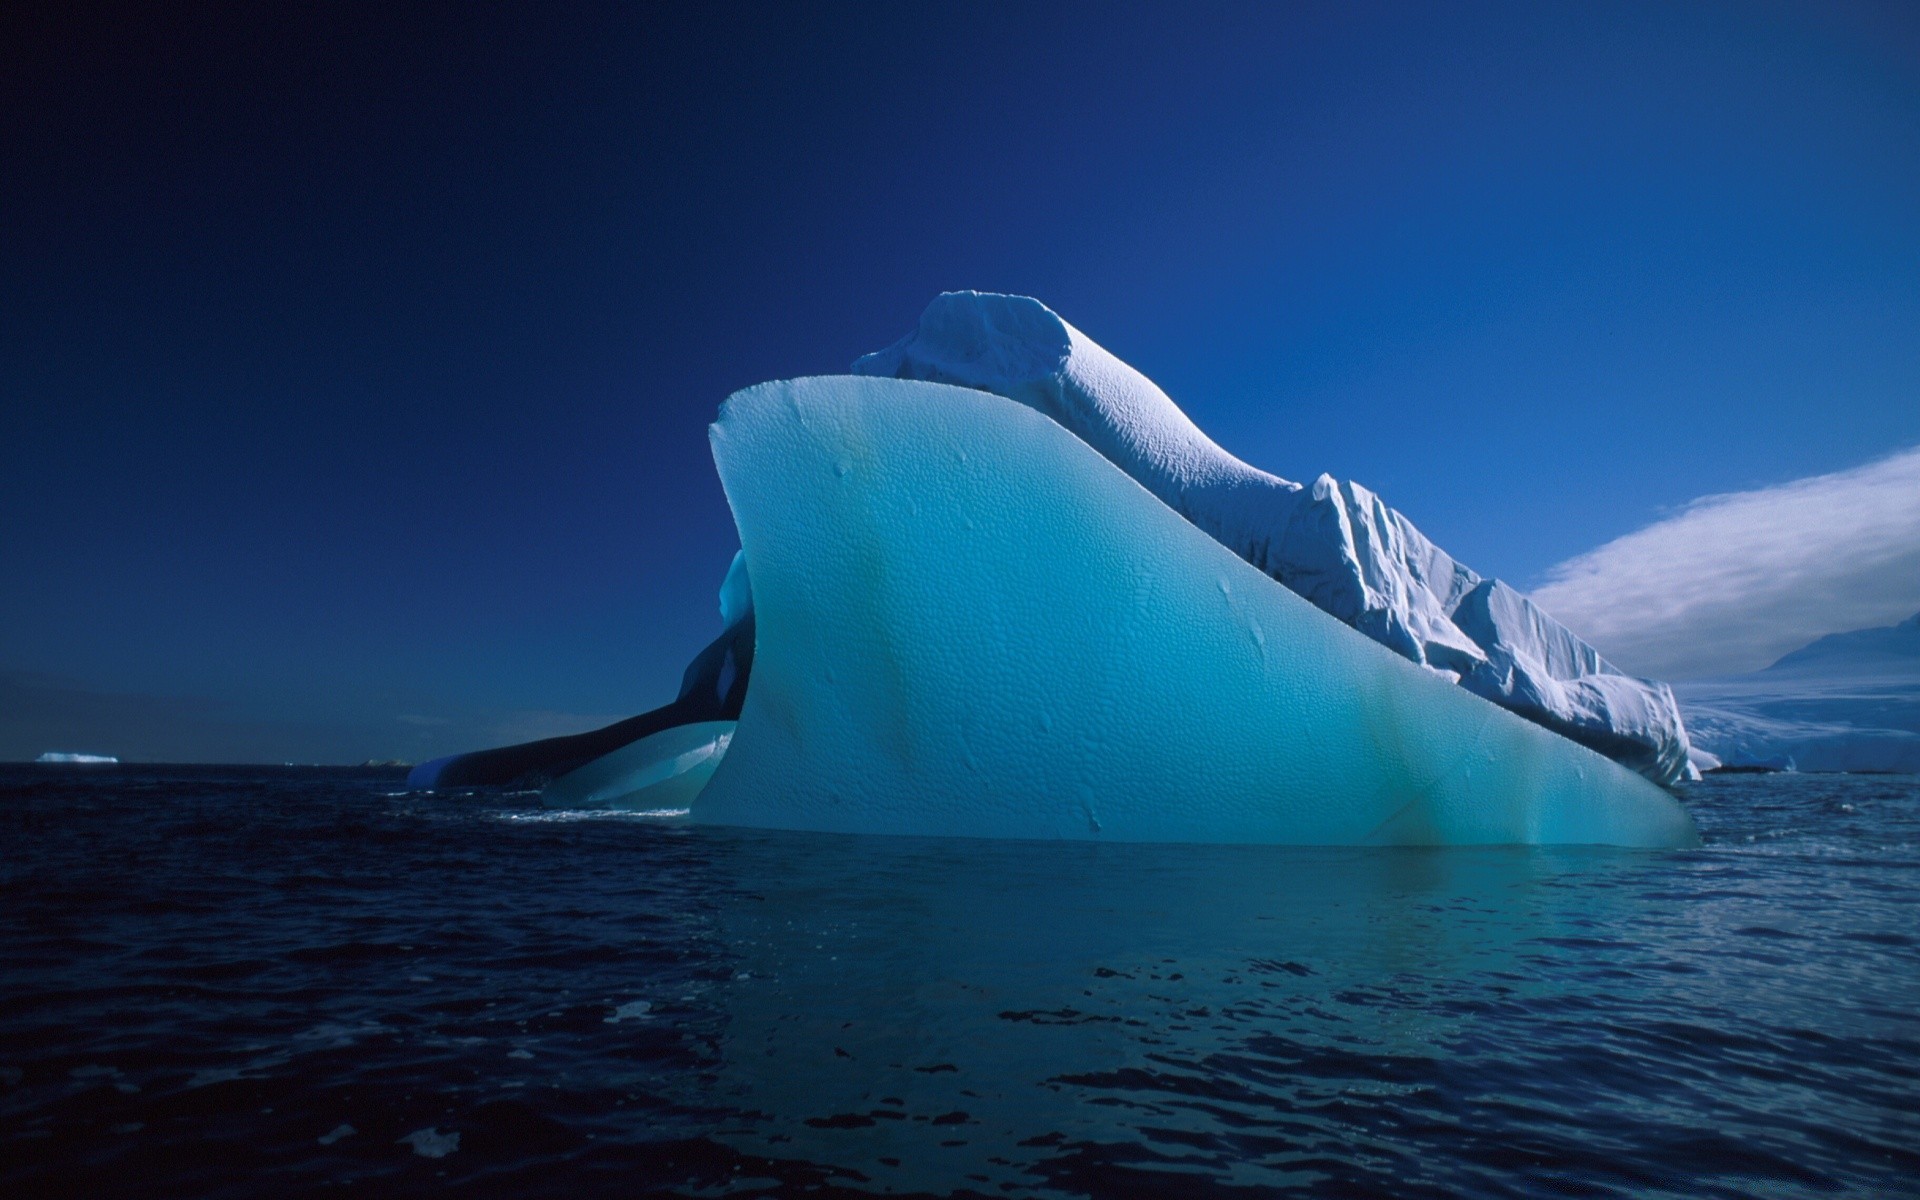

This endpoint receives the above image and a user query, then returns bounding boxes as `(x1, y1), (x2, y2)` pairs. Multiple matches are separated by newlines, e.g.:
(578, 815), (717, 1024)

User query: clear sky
(4, 1), (1917, 763)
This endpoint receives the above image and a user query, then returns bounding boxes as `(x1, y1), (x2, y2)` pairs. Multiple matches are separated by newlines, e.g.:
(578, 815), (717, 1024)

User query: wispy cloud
(1531, 446), (1920, 680)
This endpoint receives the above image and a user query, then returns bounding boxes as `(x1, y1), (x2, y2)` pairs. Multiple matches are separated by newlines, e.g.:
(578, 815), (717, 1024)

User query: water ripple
(1, 766), (1916, 1197)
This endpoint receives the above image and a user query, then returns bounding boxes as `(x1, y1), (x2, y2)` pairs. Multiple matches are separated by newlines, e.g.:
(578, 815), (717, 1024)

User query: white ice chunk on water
(695, 376), (1696, 848)
(541, 721), (733, 811)
(854, 293), (1691, 788)
(1677, 612), (1920, 773)
(398, 1127), (459, 1158)
(606, 1000), (653, 1023)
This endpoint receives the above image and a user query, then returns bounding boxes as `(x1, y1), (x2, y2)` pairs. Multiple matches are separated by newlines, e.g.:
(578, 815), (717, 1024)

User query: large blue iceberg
(415, 294), (1698, 847)
(696, 375), (1693, 846)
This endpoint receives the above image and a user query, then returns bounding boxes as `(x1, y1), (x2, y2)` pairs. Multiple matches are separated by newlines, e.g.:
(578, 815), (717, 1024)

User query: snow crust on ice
(1677, 612), (1920, 773)
(694, 376), (1696, 847)
(853, 292), (1692, 789)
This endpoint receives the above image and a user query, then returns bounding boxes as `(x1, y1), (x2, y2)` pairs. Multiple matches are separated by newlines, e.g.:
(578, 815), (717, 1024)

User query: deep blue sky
(4, 1), (1917, 762)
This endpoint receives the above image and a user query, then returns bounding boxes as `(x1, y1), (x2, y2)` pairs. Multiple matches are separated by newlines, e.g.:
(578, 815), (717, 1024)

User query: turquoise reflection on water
(692, 787), (1916, 1196)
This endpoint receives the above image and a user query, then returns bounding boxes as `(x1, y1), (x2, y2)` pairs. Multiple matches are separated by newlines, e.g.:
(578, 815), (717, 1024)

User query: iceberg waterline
(415, 293), (1699, 846)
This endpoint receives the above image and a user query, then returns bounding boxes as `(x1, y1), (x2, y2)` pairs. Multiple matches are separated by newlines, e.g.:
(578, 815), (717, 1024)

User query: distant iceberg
(1678, 612), (1920, 774)
(36, 752), (118, 764)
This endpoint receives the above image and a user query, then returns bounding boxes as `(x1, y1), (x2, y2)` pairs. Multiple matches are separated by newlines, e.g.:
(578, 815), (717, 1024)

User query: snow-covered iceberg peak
(855, 292), (1692, 788)
(856, 290), (1242, 498)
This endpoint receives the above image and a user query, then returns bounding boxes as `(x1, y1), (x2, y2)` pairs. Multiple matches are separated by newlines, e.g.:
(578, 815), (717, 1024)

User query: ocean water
(2, 766), (1916, 1199)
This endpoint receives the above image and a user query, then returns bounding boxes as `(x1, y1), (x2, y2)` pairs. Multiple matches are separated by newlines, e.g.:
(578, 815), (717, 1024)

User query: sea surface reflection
(694, 825), (1914, 1197)
(2, 766), (1915, 1197)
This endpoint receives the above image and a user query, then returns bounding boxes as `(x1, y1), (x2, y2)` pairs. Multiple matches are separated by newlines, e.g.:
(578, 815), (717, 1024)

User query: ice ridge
(853, 292), (1691, 787)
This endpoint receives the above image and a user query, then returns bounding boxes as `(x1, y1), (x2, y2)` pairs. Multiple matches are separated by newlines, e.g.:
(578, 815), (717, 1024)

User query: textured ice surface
(855, 293), (1691, 788)
(542, 721), (734, 810)
(1677, 612), (1920, 773)
(695, 376), (1696, 847)
(718, 549), (752, 629)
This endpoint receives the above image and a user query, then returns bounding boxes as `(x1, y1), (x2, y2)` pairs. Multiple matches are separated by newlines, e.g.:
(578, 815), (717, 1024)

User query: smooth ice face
(855, 292), (1691, 787)
(542, 721), (734, 811)
(696, 376), (1697, 848)
(718, 549), (752, 629)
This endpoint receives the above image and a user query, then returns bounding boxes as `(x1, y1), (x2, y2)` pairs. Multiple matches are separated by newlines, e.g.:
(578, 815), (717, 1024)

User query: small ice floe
(318, 1124), (356, 1146)
(398, 1127), (459, 1158)
(507, 1049), (533, 1059)
(605, 1000), (652, 1023)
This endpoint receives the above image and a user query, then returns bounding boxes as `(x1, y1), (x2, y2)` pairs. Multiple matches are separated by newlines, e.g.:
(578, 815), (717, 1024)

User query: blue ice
(693, 376), (1697, 848)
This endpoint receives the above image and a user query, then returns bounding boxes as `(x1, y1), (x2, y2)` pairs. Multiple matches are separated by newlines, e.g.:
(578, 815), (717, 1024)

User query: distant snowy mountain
(1677, 613), (1920, 773)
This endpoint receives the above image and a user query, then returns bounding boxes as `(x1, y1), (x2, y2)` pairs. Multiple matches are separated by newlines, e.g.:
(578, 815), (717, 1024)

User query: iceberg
(35, 752), (118, 764)
(1677, 613), (1920, 773)
(853, 293), (1692, 789)
(412, 292), (1698, 846)
(694, 376), (1696, 847)
(542, 720), (734, 811)
(404, 611), (752, 790)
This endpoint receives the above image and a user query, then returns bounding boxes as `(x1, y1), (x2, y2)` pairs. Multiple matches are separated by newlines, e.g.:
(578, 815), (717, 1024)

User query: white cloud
(1530, 445), (1920, 680)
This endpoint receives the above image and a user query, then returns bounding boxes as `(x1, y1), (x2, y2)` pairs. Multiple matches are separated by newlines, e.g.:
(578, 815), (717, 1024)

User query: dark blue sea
(3, 765), (1916, 1198)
